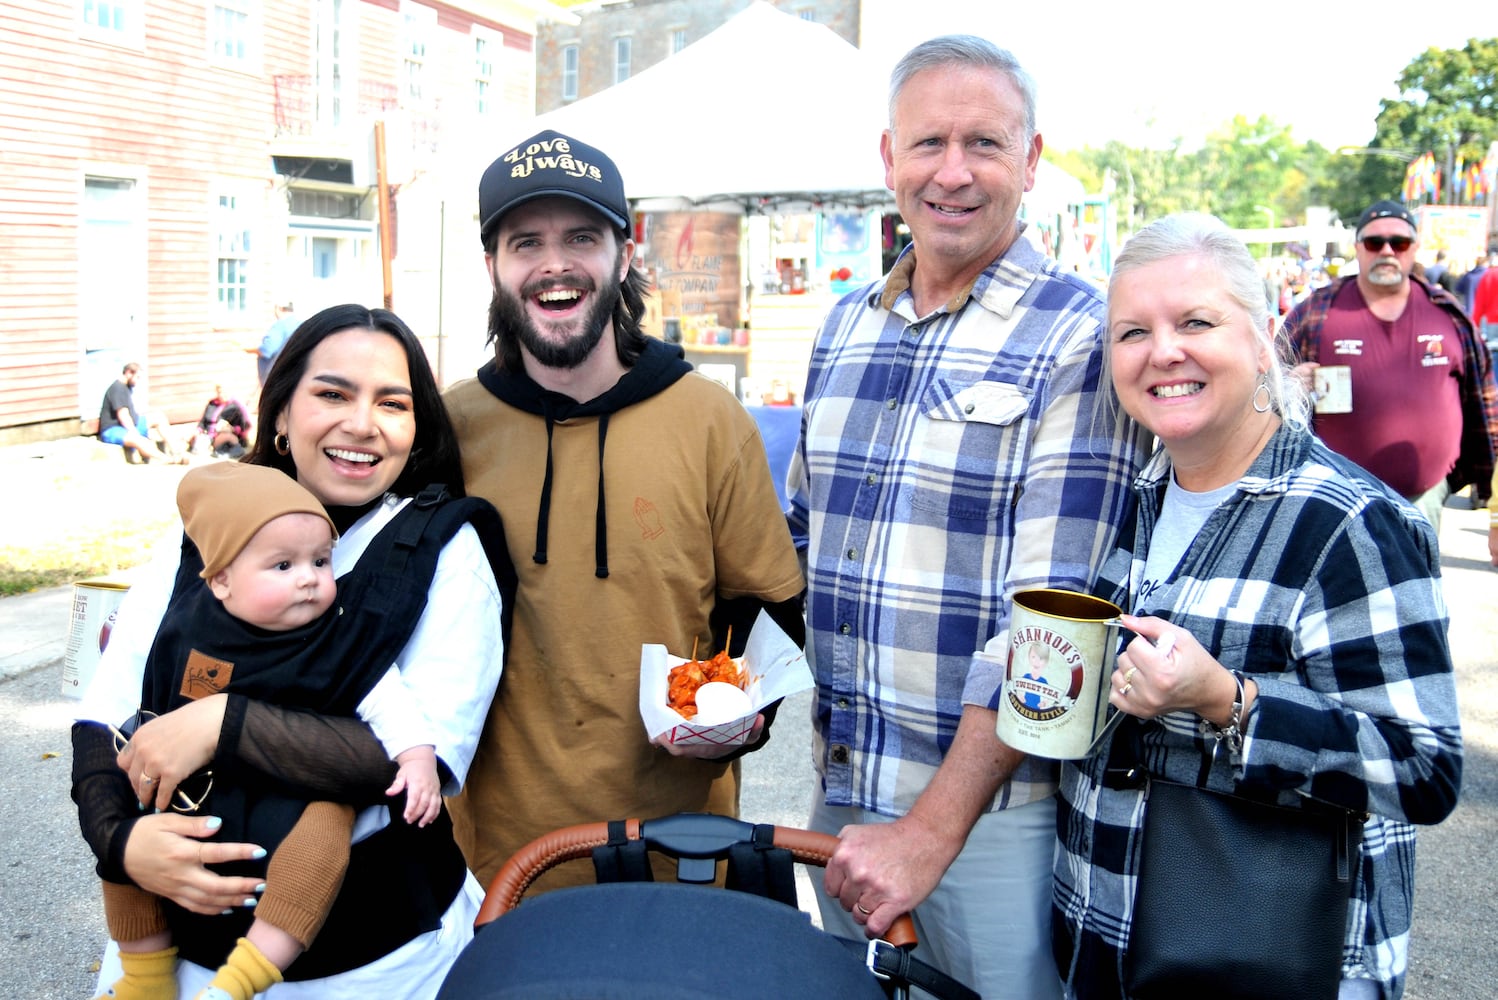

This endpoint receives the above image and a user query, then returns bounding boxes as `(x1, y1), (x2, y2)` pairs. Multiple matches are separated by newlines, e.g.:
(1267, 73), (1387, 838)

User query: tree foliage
(1055, 38), (1496, 237)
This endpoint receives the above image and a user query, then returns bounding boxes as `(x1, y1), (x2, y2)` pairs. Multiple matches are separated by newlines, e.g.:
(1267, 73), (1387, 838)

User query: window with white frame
(80, 0), (144, 46)
(402, 3), (435, 103)
(613, 36), (631, 84)
(213, 192), (253, 315)
(561, 44), (579, 101)
(796, 6), (816, 21)
(473, 31), (495, 115)
(669, 28), (686, 54)
(209, 0), (255, 67)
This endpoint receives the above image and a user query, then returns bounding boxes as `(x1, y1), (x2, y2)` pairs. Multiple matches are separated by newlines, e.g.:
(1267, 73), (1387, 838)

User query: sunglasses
(1360, 235), (1413, 253)
(111, 710), (215, 813)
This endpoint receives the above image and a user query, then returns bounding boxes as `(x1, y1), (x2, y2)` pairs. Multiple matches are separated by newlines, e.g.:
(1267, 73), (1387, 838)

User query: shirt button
(865, 474), (876, 486)
(964, 402), (975, 414)
(839, 623), (851, 635)
(830, 744), (850, 764)
(846, 547), (858, 559)
(837, 697), (849, 709)
(886, 398), (897, 410)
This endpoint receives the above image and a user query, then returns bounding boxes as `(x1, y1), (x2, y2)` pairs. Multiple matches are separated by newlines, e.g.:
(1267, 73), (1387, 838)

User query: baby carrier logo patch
(1006, 627), (1087, 722)
(181, 649), (234, 700)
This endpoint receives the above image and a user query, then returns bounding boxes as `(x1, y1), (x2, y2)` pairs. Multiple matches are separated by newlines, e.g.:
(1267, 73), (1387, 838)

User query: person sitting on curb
(98, 362), (187, 465)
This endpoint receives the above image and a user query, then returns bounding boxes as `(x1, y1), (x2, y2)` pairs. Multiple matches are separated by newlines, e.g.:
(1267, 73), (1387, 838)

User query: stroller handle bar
(475, 815), (919, 949)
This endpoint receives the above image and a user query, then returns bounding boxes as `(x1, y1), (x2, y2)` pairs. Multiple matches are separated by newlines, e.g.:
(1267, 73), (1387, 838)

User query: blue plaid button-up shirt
(788, 237), (1148, 817)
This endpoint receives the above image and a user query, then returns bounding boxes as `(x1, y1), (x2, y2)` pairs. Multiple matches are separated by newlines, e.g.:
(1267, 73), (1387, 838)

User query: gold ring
(1120, 683), (1132, 696)
(141, 774), (157, 785)
(856, 903), (872, 915)
(1122, 667), (1137, 685)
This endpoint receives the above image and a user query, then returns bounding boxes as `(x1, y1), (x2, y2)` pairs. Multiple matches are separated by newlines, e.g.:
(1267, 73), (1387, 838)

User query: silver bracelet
(1199, 670), (1246, 755)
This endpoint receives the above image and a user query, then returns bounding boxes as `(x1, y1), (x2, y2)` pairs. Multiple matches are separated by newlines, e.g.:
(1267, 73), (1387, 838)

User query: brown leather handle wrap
(475, 818), (917, 949)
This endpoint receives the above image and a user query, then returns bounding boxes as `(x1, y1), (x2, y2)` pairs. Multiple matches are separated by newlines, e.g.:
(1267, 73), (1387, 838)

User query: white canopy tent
(486, 1), (1083, 218)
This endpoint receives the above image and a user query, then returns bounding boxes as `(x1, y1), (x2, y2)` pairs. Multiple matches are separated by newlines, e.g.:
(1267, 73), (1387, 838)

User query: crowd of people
(69, 30), (1491, 1000)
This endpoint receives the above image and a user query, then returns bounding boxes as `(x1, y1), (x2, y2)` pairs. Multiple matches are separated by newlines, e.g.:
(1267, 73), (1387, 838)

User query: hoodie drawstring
(532, 406), (612, 579)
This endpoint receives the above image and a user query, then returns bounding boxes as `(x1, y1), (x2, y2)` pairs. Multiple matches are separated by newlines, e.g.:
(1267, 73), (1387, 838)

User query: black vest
(141, 488), (515, 980)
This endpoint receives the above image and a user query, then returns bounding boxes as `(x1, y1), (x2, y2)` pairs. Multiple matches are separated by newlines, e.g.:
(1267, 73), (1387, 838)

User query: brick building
(535, 0), (858, 114)
(0, 0), (565, 445)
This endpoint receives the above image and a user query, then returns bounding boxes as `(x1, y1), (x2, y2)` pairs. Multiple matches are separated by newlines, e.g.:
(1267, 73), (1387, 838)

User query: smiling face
(881, 64), (1040, 305)
(208, 512), (335, 631)
(486, 197), (634, 371)
(273, 328), (416, 507)
(1107, 253), (1277, 489)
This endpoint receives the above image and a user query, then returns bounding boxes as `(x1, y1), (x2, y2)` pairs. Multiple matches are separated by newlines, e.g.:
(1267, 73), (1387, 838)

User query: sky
(858, 0), (1498, 153)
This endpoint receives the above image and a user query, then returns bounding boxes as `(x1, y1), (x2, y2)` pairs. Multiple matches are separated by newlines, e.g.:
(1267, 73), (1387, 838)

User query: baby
(98, 462), (441, 1000)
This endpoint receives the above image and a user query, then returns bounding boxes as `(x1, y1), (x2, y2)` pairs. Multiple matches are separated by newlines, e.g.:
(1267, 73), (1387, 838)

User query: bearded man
(1285, 199), (1498, 530)
(442, 130), (805, 893)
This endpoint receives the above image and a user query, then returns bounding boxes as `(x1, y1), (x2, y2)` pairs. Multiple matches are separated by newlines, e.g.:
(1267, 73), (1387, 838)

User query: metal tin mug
(995, 588), (1121, 759)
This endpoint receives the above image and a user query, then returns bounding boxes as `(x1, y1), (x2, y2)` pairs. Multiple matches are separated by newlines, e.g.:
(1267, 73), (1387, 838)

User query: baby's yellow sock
(192, 938), (284, 1000)
(95, 945), (178, 1000)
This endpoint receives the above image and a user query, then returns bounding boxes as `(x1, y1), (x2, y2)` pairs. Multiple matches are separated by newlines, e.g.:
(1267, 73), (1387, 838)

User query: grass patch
(0, 517), (178, 596)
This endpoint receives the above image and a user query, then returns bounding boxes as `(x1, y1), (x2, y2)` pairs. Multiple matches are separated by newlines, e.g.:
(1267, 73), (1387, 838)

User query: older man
(787, 35), (1147, 1000)
(1285, 200), (1498, 529)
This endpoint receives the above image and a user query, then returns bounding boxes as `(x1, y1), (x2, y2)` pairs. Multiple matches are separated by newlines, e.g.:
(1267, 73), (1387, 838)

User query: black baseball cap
(478, 130), (630, 245)
(1355, 200), (1417, 236)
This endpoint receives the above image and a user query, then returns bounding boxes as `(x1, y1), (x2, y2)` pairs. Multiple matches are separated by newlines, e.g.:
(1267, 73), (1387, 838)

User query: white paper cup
(61, 579), (129, 698)
(995, 588), (1121, 760)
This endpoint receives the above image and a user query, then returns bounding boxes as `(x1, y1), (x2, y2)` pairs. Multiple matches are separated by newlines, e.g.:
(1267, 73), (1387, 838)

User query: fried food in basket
(667, 649), (745, 720)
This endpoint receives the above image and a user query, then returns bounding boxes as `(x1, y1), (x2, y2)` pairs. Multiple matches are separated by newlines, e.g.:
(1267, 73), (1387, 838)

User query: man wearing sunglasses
(1284, 199), (1498, 531)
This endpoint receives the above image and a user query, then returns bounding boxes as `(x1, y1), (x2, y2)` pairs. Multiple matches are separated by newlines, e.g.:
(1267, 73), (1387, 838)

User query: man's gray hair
(887, 35), (1037, 143)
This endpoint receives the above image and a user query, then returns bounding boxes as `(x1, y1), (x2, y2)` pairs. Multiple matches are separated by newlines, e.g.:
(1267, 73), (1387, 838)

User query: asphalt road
(2, 502), (1494, 998)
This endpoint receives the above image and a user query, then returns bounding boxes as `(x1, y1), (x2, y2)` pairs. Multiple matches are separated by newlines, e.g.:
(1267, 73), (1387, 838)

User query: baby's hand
(388, 746), (442, 827)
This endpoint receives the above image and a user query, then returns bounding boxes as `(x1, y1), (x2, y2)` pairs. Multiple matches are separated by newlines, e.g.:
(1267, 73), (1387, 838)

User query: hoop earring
(274, 433), (291, 456)
(1252, 374), (1272, 414)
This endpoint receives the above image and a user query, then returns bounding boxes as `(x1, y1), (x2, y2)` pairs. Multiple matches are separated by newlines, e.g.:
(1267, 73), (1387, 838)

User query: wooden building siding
(0, 0), (545, 445)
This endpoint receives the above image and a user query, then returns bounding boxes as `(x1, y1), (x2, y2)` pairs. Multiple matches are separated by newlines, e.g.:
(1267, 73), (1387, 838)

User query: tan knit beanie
(177, 463), (337, 579)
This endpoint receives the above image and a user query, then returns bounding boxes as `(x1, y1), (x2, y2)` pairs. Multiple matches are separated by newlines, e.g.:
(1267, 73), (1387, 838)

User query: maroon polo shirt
(1310, 281), (1465, 497)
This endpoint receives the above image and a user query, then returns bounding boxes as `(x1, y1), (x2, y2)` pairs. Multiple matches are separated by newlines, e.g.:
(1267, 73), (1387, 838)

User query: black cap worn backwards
(1355, 199), (1417, 236)
(478, 130), (630, 245)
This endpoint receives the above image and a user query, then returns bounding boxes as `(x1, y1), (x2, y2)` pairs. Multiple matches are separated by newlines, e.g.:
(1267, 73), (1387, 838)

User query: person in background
(98, 361), (187, 465)
(1283, 201), (1498, 530)
(249, 302), (297, 386)
(1423, 248), (1450, 290)
(1471, 251), (1498, 347)
(787, 35), (1147, 1000)
(444, 130), (804, 893)
(72, 304), (508, 999)
(1452, 253), (1488, 317)
(195, 385), (253, 458)
(1054, 212), (1461, 1000)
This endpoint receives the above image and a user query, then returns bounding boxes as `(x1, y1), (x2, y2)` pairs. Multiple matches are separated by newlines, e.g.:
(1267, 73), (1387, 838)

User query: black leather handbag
(1124, 775), (1363, 999)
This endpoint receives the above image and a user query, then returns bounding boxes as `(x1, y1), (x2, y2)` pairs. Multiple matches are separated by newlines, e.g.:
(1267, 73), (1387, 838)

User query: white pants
(809, 796), (1064, 1000)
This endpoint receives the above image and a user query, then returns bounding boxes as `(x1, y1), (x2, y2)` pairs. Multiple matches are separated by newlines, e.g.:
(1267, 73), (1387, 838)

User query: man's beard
(487, 271), (622, 371)
(1364, 262), (1406, 287)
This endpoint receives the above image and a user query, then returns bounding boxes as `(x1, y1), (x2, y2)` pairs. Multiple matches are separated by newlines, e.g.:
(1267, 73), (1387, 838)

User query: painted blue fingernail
(254, 883), (266, 894)
(251, 847), (267, 860)
(205, 816), (223, 830)
(244, 898), (257, 908)
(221, 909), (233, 916)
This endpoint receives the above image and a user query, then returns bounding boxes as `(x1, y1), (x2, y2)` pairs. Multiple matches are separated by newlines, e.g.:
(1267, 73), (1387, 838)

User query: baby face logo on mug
(1006, 629), (1087, 722)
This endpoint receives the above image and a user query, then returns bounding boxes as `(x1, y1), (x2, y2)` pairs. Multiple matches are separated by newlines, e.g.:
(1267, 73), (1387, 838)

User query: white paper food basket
(639, 609), (810, 749)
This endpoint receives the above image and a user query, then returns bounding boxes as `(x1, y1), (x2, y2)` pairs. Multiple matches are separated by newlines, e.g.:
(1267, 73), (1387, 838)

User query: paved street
(1, 500), (1494, 998)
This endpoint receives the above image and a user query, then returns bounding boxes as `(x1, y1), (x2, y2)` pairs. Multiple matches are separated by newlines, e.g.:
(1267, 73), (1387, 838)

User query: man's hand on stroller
(824, 812), (953, 939)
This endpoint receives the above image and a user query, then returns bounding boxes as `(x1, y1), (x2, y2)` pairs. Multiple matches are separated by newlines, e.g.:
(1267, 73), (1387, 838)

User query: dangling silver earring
(274, 433), (291, 455)
(1252, 373), (1272, 413)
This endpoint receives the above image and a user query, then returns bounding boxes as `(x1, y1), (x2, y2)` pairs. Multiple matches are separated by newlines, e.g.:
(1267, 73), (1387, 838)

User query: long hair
(888, 35), (1037, 143)
(483, 231), (651, 372)
(1109, 213), (1310, 430)
(243, 303), (466, 497)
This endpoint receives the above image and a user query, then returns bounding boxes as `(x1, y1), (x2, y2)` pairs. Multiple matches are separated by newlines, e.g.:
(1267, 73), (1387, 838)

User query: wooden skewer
(724, 625), (733, 655)
(691, 635), (699, 662)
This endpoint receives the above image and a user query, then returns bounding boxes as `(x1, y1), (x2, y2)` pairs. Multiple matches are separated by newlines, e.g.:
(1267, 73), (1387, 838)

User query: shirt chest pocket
(906, 378), (1033, 522)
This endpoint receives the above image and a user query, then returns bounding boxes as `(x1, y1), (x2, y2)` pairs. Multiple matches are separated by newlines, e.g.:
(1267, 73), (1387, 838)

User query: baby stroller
(437, 813), (977, 1000)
